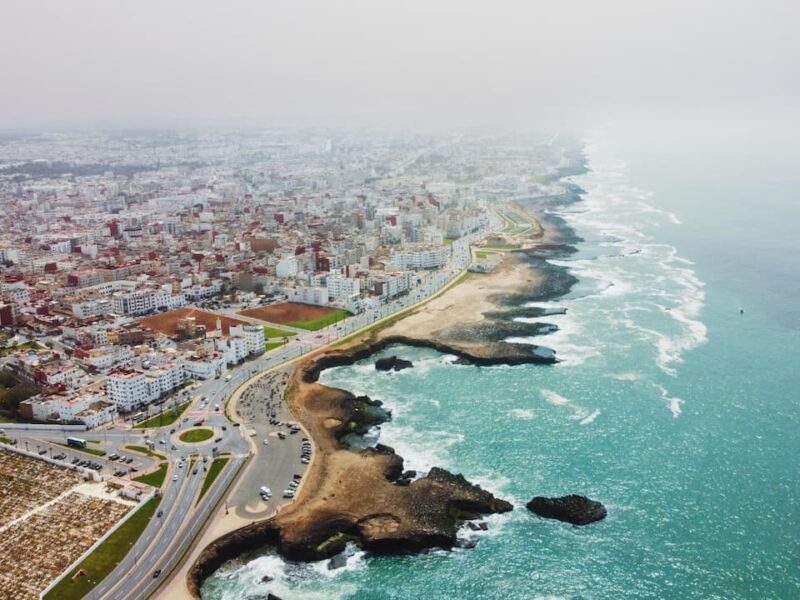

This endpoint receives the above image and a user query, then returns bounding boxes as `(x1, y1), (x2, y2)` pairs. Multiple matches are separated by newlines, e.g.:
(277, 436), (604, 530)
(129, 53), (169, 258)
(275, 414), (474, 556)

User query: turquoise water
(203, 125), (799, 599)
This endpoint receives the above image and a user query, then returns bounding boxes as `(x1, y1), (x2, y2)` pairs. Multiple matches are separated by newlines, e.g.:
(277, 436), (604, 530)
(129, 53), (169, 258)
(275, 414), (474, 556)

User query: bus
(66, 437), (87, 449)
(132, 412), (146, 423)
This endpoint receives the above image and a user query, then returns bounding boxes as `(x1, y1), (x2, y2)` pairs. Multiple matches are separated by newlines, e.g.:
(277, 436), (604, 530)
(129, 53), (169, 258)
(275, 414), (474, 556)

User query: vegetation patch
(284, 309), (350, 331)
(179, 428), (214, 444)
(0, 341), (39, 357)
(263, 326), (296, 339)
(134, 400), (191, 429)
(196, 457), (229, 504)
(44, 496), (161, 600)
(265, 341), (287, 352)
(0, 370), (39, 422)
(133, 463), (168, 488)
(315, 531), (355, 554)
(124, 445), (166, 461)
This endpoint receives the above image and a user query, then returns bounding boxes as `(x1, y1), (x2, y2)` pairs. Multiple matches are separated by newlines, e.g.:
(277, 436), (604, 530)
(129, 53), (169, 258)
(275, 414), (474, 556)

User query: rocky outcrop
(300, 335), (557, 383)
(375, 355), (414, 371)
(526, 495), (606, 525)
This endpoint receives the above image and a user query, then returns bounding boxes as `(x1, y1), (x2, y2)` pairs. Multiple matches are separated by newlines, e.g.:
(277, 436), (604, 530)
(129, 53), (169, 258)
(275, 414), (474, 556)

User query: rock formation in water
(526, 495), (607, 525)
(375, 355), (414, 371)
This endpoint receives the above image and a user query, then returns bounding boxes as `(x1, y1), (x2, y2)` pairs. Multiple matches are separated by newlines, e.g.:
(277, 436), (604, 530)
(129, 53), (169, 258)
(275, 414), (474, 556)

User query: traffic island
(179, 428), (214, 444)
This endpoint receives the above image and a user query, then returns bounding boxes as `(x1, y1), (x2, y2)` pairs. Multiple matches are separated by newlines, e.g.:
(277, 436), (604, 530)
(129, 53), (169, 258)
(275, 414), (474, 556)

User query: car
(173, 474), (178, 481)
(157, 510), (163, 518)
(170, 428), (176, 434)
(263, 439), (269, 445)
(125, 457), (134, 464)
(178, 462), (184, 469)
(282, 490), (295, 498)
(301, 458), (310, 464)
(222, 425), (227, 431)
(192, 468), (198, 475)
(153, 569), (161, 578)
(171, 444), (177, 451)
(293, 474), (302, 480)
(159, 440), (166, 445)
(214, 437), (223, 443)
(277, 433), (286, 440)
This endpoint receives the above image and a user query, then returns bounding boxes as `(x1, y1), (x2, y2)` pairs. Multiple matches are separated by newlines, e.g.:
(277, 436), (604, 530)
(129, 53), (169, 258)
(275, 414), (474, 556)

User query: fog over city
(1, 0), (798, 129)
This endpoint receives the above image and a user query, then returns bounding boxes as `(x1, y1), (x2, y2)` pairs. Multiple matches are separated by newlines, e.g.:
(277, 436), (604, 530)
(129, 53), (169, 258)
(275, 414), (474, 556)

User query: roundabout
(178, 428), (214, 444)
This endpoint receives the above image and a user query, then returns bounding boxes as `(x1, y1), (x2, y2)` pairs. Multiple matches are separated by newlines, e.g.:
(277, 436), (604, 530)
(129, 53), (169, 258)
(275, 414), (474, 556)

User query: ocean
(202, 121), (800, 599)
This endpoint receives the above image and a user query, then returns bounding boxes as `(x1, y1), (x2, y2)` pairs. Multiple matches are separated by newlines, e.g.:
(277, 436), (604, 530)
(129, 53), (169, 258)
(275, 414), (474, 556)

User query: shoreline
(187, 159), (589, 597)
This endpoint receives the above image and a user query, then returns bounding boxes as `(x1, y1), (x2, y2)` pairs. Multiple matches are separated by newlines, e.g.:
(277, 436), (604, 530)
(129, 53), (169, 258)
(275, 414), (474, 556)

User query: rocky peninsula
(188, 185), (586, 597)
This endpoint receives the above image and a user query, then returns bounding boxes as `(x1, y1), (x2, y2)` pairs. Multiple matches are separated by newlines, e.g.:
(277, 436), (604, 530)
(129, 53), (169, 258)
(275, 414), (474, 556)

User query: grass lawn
(179, 428), (213, 443)
(265, 341), (287, 352)
(124, 445), (167, 461)
(133, 463), (168, 488)
(263, 326), (296, 339)
(476, 251), (489, 259)
(53, 442), (106, 457)
(285, 309), (350, 331)
(443, 237), (456, 245)
(44, 496), (161, 600)
(197, 457), (229, 504)
(134, 400), (191, 429)
(0, 435), (12, 444)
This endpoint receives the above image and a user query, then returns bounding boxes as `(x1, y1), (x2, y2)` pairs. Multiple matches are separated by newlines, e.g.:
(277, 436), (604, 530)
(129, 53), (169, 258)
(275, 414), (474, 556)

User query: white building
(387, 246), (450, 270)
(326, 274), (361, 299)
(285, 285), (329, 306)
(276, 256), (299, 278)
(106, 363), (184, 412)
(112, 287), (186, 316)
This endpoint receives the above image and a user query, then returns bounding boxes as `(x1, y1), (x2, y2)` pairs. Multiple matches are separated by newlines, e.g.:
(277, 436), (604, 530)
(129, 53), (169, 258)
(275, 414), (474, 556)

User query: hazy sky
(1, 0), (797, 128)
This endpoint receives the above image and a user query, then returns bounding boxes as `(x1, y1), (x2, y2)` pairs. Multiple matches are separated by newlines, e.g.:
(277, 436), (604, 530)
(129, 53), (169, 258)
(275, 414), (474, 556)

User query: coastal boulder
(526, 495), (606, 525)
(375, 356), (414, 371)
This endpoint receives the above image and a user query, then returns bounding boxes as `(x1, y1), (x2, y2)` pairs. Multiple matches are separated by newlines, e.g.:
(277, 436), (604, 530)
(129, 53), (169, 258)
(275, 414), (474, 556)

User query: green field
(179, 427), (213, 443)
(133, 400), (191, 429)
(53, 441), (106, 457)
(44, 496), (161, 600)
(0, 435), (12, 444)
(124, 445), (166, 461)
(285, 309), (350, 331)
(197, 456), (229, 504)
(476, 251), (489, 259)
(265, 341), (287, 352)
(443, 237), (456, 245)
(133, 462), (167, 488)
(263, 326), (296, 339)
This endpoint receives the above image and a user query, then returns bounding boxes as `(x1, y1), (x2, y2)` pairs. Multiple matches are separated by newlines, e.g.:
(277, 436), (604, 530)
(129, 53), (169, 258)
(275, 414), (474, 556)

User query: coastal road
(108, 454), (246, 600)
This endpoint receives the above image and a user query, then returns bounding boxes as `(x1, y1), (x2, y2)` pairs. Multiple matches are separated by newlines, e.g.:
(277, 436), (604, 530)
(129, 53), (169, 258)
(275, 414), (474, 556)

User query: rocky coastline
(188, 158), (591, 597)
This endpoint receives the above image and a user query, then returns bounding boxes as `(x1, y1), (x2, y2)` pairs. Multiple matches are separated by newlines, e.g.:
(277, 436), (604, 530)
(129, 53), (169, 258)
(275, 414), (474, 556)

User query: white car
(263, 439), (269, 445)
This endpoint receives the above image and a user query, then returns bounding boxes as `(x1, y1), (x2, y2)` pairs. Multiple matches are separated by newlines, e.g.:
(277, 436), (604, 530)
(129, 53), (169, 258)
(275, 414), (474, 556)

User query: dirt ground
(239, 302), (338, 324)
(138, 308), (247, 337)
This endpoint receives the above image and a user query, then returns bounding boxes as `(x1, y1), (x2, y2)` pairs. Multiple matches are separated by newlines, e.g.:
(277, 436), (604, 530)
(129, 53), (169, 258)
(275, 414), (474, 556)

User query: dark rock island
(375, 355), (414, 371)
(526, 495), (607, 525)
